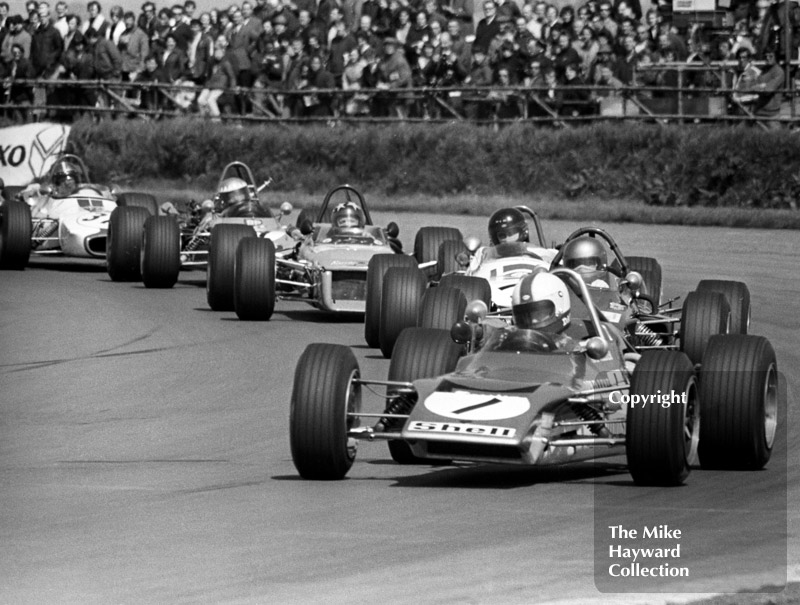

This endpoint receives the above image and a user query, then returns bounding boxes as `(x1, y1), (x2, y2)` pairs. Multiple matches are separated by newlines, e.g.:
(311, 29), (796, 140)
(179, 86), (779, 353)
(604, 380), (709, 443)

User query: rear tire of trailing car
(290, 343), (361, 480)
(0, 201), (31, 270)
(141, 216), (181, 288)
(414, 226), (462, 279)
(107, 206), (149, 281)
(379, 266), (426, 358)
(419, 286), (466, 331)
(364, 254), (419, 348)
(697, 280), (750, 334)
(680, 290), (730, 365)
(627, 350), (698, 486)
(698, 335), (778, 470)
(387, 328), (465, 464)
(438, 274), (492, 308)
(115, 192), (159, 216)
(207, 224), (254, 311)
(436, 239), (468, 280)
(626, 256), (662, 307)
(234, 237), (276, 321)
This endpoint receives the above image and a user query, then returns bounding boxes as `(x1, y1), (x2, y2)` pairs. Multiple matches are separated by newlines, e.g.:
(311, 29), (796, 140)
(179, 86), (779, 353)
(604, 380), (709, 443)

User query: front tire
(141, 215), (181, 288)
(627, 350), (698, 486)
(680, 290), (730, 365)
(234, 237), (276, 321)
(364, 254), (419, 348)
(107, 206), (149, 281)
(0, 201), (31, 270)
(207, 224), (254, 311)
(698, 335), (778, 470)
(290, 343), (361, 480)
(387, 328), (465, 464)
(379, 266), (426, 358)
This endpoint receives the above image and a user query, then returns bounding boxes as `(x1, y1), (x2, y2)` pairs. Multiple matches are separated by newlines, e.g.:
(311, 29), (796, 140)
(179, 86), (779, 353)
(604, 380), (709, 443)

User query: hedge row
(67, 119), (800, 210)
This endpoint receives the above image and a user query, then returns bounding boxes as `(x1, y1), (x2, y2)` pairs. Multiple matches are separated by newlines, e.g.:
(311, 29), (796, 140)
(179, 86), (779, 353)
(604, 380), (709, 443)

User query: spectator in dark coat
(159, 32), (187, 81)
(474, 0), (500, 52)
(31, 2), (64, 77)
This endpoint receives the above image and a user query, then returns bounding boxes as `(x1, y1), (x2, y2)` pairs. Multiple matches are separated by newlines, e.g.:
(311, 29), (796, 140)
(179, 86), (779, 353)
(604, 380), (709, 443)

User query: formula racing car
(290, 267), (779, 485)
(0, 154), (159, 270)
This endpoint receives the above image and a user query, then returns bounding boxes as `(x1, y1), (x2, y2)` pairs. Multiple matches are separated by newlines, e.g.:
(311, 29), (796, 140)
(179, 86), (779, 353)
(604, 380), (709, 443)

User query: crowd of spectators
(0, 0), (796, 121)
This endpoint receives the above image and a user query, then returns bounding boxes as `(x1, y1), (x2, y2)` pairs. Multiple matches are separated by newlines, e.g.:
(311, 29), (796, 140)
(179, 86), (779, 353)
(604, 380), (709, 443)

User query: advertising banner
(0, 123), (71, 186)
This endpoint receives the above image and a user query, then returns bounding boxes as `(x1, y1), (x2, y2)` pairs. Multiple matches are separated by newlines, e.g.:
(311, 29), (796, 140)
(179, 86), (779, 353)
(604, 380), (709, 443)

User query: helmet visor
(513, 299), (556, 328)
(566, 256), (605, 272)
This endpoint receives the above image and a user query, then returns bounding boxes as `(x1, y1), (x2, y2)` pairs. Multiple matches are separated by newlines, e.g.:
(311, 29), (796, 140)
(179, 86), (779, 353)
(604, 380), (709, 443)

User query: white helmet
(217, 177), (249, 209)
(511, 271), (571, 333)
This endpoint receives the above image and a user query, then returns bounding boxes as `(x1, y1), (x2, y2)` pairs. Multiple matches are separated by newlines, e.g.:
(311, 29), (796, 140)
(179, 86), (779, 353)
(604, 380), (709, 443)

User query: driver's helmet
(331, 202), (364, 229)
(488, 208), (529, 245)
(562, 236), (608, 283)
(511, 271), (571, 333)
(216, 177), (249, 210)
(51, 160), (81, 197)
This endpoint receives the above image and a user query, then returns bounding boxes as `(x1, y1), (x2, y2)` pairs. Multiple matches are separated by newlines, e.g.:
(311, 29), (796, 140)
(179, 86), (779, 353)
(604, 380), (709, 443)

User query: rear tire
(697, 280), (750, 334)
(680, 290), (730, 365)
(0, 201), (31, 270)
(419, 286), (466, 331)
(116, 192), (159, 216)
(207, 224), (254, 311)
(387, 328), (465, 464)
(439, 274), (492, 308)
(290, 343), (360, 480)
(436, 239), (468, 280)
(234, 238), (276, 321)
(698, 335), (778, 470)
(141, 216), (181, 288)
(107, 206), (149, 281)
(364, 254), (418, 348)
(379, 266), (426, 358)
(626, 255), (662, 307)
(627, 350), (698, 486)
(414, 226), (462, 279)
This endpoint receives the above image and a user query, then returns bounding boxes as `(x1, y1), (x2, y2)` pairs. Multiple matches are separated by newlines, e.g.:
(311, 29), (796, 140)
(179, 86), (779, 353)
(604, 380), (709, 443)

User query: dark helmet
(562, 236), (608, 282)
(51, 160), (81, 197)
(488, 208), (529, 245)
(511, 271), (571, 333)
(331, 202), (364, 229)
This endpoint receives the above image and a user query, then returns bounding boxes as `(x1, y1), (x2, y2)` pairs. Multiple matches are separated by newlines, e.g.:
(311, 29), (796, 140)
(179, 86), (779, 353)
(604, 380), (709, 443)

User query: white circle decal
(424, 391), (530, 420)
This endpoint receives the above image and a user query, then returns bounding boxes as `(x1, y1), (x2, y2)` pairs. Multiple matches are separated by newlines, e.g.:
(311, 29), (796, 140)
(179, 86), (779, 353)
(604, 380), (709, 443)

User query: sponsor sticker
(424, 391), (530, 420)
(603, 311), (622, 323)
(408, 421), (516, 438)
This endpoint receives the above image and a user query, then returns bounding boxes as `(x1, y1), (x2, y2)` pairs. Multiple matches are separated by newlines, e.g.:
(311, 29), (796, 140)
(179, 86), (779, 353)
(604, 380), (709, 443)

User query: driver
(488, 207), (529, 245)
(510, 270), (574, 350)
(331, 202), (365, 232)
(561, 236), (610, 289)
(51, 160), (81, 198)
(216, 177), (249, 213)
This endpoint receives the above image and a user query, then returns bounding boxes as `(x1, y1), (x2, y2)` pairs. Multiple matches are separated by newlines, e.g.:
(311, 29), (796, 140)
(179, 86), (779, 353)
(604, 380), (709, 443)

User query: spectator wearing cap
(474, 0), (500, 54)
(82, 1), (109, 38)
(31, 2), (64, 79)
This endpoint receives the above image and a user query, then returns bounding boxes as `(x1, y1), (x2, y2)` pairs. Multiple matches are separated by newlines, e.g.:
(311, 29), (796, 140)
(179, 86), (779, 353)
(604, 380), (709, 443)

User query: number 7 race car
(0, 154), (159, 270)
(289, 267), (780, 486)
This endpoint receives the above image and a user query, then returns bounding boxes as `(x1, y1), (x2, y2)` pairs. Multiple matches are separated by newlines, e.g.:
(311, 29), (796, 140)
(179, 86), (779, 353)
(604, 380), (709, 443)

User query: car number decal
(424, 391), (530, 420)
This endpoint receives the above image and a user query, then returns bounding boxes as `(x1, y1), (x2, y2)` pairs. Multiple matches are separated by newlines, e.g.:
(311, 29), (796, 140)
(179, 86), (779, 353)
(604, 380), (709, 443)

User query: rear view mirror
(386, 222), (399, 238)
(300, 220), (313, 236)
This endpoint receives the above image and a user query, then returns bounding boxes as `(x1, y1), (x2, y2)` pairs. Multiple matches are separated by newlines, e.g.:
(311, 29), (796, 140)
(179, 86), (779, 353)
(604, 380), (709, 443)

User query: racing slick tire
(365, 254), (419, 348)
(141, 216), (181, 289)
(107, 206), (149, 281)
(387, 328), (465, 464)
(379, 266), (427, 359)
(115, 192), (159, 216)
(436, 239), (468, 280)
(290, 343), (361, 480)
(0, 200), (32, 270)
(234, 237), (276, 321)
(626, 256), (662, 308)
(697, 280), (750, 334)
(627, 350), (699, 486)
(679, 290), (730, 365)
(419, 286), (467, 331)
(438, 274), (492, 308)
(414, 226), (463, 279)
(698, 335), (778, 470)
(207, 224), (255, 311)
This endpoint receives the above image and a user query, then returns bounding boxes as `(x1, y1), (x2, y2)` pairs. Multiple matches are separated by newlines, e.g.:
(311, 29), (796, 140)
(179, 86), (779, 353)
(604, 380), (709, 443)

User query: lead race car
(106, 161), (297, 293)
(228, 184), (408, 319)
(0, 154), (159, 270)
(290, 266), (780, 485)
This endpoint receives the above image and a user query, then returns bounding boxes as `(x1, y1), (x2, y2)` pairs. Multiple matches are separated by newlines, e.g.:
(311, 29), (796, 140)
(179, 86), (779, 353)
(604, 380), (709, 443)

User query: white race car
(0, 154), (158, 270)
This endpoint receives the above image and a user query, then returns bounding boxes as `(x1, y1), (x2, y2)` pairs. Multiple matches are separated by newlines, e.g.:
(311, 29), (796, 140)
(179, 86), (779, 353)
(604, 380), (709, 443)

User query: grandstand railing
(2, 61), (799, 127)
